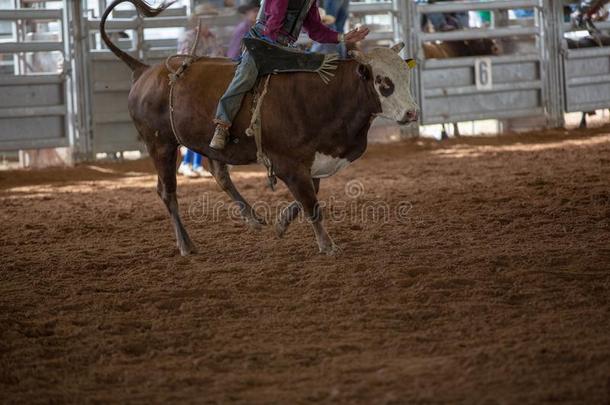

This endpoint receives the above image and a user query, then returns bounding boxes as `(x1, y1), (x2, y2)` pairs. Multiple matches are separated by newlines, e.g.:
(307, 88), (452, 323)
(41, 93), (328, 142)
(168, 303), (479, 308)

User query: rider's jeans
(214, 49), (259, 126)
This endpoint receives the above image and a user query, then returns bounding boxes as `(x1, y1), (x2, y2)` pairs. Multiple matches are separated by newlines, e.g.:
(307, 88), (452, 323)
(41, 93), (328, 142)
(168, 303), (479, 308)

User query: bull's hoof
(178, 244), (198, 256)
(319, 243), (341, 256)
(244, 210), (266, 230)
(275, 219), (291, 238)
(253, 212), (267, 226)
(178, 238), (198, 256)
(275, 223), (286, 238)
(244, 215), (264, 231)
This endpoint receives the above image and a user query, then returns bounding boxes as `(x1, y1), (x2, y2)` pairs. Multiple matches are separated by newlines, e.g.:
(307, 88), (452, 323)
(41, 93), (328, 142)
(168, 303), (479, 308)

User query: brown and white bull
(102, 0), (418, 255)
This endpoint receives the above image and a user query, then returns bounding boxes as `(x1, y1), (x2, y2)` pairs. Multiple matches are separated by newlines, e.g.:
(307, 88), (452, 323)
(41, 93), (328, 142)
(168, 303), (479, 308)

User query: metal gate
(406, 0), (554, 126)
(84, 5), (241, 155)
(558, 4), (610, 113)
(0, 5), (75, 151)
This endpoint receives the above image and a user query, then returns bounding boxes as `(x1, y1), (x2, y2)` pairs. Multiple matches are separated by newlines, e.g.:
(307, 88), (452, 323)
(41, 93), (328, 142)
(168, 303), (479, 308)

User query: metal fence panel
(88, 53), (140, 153)
(85, 11), (216, 154)
(421, 55), (543, 124)
(562, 40), (610, 113)
(548, 1), (610, 115)
(0, 7), (70, 151)
(409, 0), (553, 126)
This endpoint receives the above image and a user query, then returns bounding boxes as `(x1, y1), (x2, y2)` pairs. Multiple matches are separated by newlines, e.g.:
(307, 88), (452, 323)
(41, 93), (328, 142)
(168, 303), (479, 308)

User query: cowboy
(209, 0), (370, 150)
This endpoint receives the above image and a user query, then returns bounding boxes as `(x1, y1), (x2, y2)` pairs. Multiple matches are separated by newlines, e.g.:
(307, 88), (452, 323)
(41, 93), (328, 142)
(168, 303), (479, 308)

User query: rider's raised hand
(343, 26), (370, 44)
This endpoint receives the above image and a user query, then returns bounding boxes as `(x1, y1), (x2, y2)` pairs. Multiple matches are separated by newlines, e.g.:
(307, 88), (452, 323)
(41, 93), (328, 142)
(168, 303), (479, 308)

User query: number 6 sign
(475, 58), (493, 90)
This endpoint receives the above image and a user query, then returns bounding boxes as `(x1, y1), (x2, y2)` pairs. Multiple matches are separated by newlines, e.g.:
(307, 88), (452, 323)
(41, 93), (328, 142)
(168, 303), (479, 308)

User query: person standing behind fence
(422, 0), (469, 32)
(178, 4), (224, 57)
(227, 0), (260, 60)
(176, 4), (224, 178)
(311, 0), (350, 57)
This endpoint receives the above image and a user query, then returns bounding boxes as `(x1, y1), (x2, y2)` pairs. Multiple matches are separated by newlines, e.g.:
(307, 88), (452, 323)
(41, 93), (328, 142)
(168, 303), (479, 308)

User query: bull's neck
(338, 60), (382, 123)
(323, 60), (382, 161)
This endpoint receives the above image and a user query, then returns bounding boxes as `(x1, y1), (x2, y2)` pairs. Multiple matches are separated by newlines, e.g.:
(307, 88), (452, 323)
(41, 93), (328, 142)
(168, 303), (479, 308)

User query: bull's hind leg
(275, 178), (320, 238)
(440, 124), (449, 140)
(281, 172), (337, 255)
(208, 159), (265, 231)
(149, 140), (197, 256)
(580, 112), (588, 129)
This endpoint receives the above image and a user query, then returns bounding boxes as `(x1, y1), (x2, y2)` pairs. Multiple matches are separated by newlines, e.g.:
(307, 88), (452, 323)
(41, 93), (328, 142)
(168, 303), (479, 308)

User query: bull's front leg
(275, 178), (320, 238)
(208, 159), (266, 231)
(280, 171), (338, 255)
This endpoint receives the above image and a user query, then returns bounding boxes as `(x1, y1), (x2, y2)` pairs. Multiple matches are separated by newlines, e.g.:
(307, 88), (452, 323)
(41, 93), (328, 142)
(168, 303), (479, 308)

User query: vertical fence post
(61, 0), (76, 158)
(72, 0), (94, 159)
(397, 0), (421, 138)
(543, 0), (566, 128)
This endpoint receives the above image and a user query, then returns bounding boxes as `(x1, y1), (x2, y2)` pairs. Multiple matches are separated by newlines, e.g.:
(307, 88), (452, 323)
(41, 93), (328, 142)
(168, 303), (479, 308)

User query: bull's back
(127, 57), (238, 141)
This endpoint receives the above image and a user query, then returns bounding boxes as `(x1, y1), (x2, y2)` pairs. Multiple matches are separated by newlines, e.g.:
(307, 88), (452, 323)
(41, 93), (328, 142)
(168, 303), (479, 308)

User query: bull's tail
(100, 0), (175, 74)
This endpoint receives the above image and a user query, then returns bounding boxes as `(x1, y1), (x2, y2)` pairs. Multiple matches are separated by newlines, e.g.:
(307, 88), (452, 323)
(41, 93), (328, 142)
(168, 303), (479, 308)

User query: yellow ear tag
(406, 59), (417, 69)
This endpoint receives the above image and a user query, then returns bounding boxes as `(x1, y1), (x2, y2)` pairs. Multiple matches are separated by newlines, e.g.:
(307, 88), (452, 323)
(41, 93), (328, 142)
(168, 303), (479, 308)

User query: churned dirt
(1, 126), (609, 404)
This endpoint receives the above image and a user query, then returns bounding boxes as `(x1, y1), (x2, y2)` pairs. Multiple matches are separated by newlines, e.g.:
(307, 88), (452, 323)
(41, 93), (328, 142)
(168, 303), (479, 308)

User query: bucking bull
(101, 0), (418, 255)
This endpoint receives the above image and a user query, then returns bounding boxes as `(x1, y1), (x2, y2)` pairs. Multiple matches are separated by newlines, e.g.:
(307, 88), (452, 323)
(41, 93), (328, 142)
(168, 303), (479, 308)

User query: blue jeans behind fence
(182, 148), (202, 168)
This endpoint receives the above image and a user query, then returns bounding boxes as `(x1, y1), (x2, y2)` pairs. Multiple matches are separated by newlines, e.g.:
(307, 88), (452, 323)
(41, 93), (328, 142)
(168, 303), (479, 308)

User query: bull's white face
(353, 46), (419, 124)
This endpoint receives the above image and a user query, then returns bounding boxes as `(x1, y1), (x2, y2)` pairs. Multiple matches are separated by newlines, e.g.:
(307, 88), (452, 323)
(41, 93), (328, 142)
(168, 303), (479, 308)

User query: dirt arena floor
(1, 126), (609, 404)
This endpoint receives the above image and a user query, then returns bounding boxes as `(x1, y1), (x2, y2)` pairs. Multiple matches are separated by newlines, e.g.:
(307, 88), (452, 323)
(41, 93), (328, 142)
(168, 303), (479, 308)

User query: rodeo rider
(208, 0), (371, 150)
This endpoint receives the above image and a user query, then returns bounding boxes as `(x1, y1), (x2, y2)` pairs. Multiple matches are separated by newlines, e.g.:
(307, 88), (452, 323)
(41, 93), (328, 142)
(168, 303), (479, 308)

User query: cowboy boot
(210, 124), (229, 150)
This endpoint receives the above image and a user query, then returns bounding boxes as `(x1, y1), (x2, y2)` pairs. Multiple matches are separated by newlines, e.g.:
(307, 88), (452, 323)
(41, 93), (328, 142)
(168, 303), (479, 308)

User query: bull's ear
(405, 58), (417, 69)
(357, 63), (372, 81)
(391, 42), (405, 53)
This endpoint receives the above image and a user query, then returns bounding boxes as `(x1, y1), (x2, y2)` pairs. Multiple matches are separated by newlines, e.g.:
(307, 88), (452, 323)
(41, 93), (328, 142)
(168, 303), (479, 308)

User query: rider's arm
(262, 0), (289, 41)
(303, 4), (340, 44)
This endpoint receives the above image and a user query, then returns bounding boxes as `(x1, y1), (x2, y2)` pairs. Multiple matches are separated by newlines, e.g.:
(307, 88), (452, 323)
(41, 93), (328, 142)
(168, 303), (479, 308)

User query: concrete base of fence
(19, 147), (74, 169)
(368, 117), (419, 143)
(502, 116), (548, 133)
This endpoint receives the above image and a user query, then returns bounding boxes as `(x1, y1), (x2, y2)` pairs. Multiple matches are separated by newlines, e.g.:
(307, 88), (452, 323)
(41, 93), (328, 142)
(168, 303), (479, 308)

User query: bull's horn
(349, 50), (370, 65)
(391, 42), (405, 53)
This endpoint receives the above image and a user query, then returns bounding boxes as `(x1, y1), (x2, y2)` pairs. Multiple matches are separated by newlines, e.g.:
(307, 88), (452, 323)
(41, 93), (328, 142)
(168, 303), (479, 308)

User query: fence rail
(0, 8), (62, 19)
(0, 5), (73, 152)
(417, 0), (540, 13)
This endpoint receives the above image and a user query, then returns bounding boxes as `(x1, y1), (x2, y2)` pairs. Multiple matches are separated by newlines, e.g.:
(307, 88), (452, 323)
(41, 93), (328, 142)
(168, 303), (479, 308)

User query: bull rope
(245, 75), (276, 190)
(165, 21), (202, 146)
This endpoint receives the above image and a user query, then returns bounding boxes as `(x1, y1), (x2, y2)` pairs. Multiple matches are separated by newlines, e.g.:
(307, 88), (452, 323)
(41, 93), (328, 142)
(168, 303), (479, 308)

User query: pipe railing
(420, 26), (539, 42)
(0, 8), (62, 20)
(417, 0), (541, 14)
